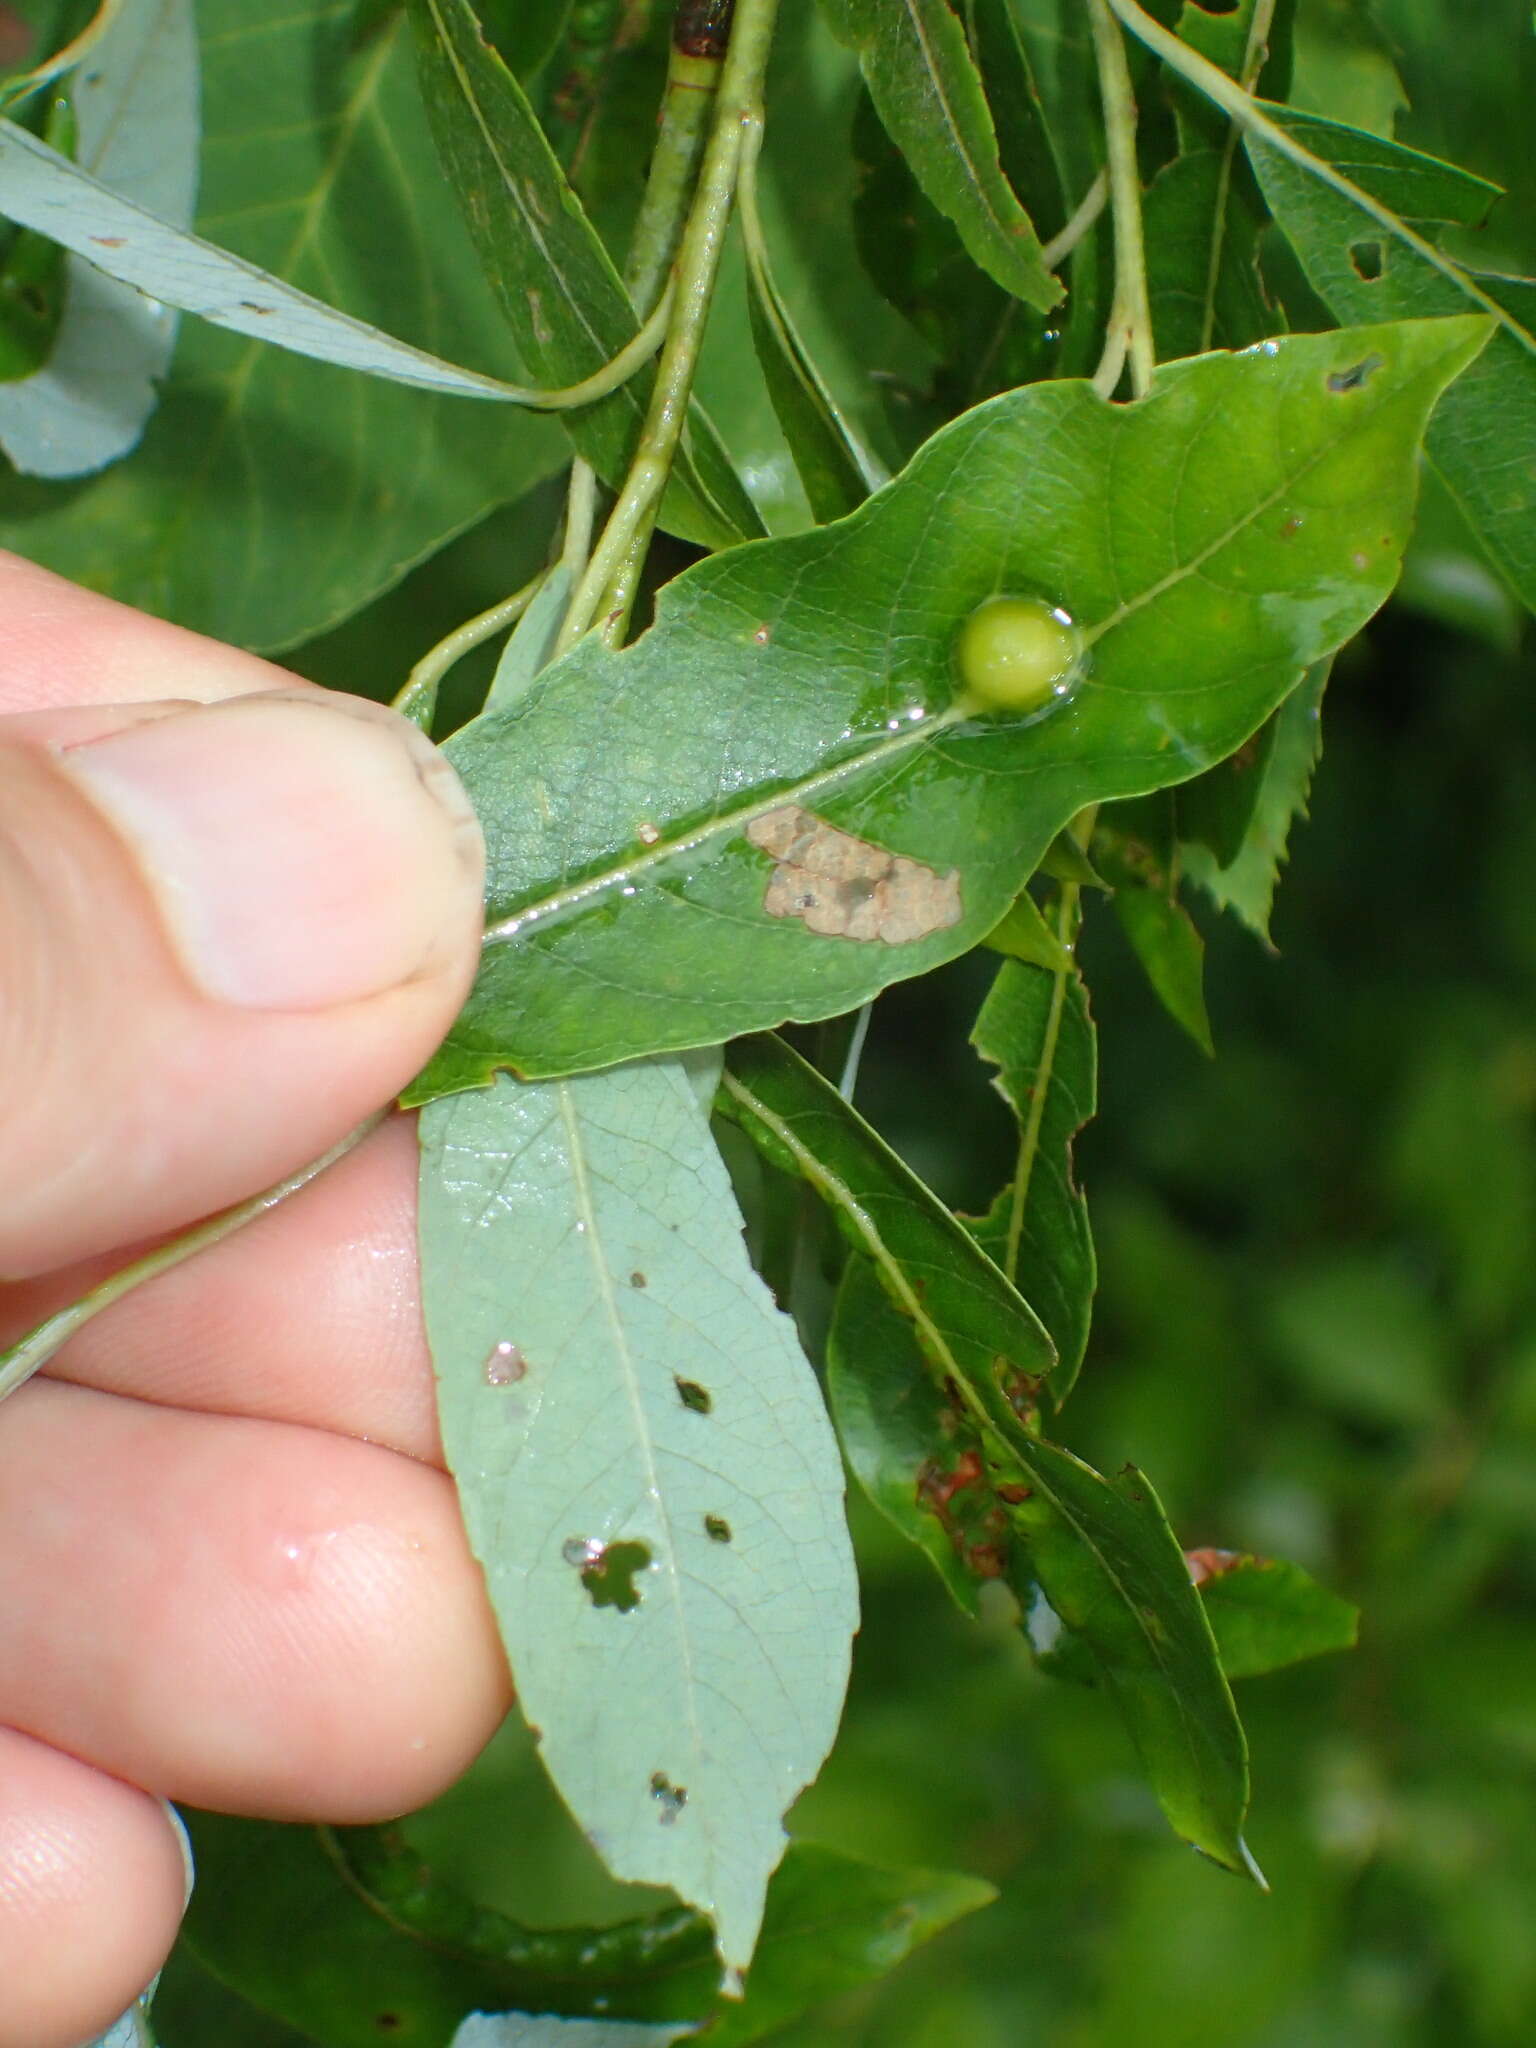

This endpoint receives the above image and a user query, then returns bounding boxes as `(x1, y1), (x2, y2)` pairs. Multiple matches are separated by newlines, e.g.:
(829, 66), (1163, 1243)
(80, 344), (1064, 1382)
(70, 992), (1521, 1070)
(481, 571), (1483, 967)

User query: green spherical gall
(954, 595), (1083, 716)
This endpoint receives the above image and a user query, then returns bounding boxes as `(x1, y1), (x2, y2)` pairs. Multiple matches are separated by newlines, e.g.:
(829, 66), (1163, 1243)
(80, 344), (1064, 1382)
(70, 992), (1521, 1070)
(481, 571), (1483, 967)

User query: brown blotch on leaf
(1185, 1545), (1251, 1587)
(746, 805), (962, 945)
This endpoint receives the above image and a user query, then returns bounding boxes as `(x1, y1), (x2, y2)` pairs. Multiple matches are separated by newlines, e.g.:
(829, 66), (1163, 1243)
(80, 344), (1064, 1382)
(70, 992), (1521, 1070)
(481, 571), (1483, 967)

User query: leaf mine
(746, 805), (963, 945)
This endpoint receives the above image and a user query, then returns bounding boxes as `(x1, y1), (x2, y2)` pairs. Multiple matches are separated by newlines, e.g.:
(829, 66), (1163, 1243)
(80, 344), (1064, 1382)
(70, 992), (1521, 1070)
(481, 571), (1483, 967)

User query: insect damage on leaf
(745, 805), (963, 944)
(482, 1340), (527, 1385)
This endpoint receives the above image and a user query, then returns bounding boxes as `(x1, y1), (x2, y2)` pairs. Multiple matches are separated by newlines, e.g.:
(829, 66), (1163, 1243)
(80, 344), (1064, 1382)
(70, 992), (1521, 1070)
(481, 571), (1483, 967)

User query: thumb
(0, 690), (484, 1278)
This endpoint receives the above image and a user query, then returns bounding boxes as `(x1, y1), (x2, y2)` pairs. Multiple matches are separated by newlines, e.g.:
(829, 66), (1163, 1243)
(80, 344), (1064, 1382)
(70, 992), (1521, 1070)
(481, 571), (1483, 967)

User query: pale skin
(0, 551), (512, 2048)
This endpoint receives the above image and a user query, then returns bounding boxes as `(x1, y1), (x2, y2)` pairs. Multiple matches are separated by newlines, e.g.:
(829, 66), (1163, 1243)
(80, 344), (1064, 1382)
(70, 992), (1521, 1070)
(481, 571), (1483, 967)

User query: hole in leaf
(1348, 240), (1384, 280)
(704, 1515), (732, 1543)
(565, 1538), (653, 1612)
(675, 1377), (713, 1414)
(483, 1340), (527, 1386)
(650, 1771), (687, 1824)
(1326, 352), (1385, 393)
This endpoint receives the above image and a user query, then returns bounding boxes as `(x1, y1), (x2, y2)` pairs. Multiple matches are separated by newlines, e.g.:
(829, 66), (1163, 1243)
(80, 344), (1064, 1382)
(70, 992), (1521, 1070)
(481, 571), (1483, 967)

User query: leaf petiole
(1087, 0), (1155, 399)
(0, 1115), (385, 1408)
(556, 0), (784, 653)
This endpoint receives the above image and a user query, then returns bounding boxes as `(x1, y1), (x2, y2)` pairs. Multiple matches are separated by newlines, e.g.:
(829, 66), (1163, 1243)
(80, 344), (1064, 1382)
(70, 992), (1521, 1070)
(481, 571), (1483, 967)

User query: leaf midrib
(554, 1076), (713, 1889)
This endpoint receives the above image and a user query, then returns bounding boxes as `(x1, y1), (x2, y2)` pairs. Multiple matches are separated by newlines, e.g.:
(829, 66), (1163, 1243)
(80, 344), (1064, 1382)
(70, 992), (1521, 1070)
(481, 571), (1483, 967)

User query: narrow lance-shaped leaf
(1182, 661), (1329, 941)
(404, 317), (1488, 1103)
(740, 134), (873, 523)
(731, 1048), (1253, 1873)
(0, 120), (598, 402)
(0, 0), (199, 479)
(1093, 797), (1215, 1054)
(1175, 710), (1281, 872)
(417, 1058), (857, 1976)
(0, 1), (566, 651)
(1247, 106), (1536, 610)
(720, 1032), (1058, 1400)
(180, 1812), (988, 2044)
(827, 1258), (1012, 1615)
(1143, 0), (1284, 361)
(409, 0), (761, 549)
(485, 567), (573, 714)
(969, 955), (1097, 1392)
(1004, 1443), (1256, 1876)
(818, 0), (1062, 312)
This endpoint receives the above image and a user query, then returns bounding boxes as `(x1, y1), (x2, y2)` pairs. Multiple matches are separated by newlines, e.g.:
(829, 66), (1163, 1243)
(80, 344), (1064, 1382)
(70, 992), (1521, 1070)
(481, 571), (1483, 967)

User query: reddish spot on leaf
(1185, 1545), (1250, 1587)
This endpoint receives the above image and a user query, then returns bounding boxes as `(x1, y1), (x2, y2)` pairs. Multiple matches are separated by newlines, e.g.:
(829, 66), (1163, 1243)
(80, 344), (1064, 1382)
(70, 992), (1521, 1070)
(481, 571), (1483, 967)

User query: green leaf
(1093, 800), (1214, 1055)
(693, 1844), (995, 2048)
(407, 317), (1486, 1100)
(1186, 1548), (1360, 1678)
(850, 87), (1055, 418)
(0, 1), (564, 649)
(183, 1810), (986, 2043)
(417, 1058), (857, 1975)
(981, 890), (1076, 974)
(409, 0), (760, 549)
(1112, 883), (1214, 1056)
(1175, 713), (1280, 871)
(969, 0), (1067, 243)
(826, 1275), (1254, 1872)
(486, 567), (572, 713)
(721, 1031), (1249, 1870)
(969, 956), (1098, 1390)
(741, 156), (872, 523)
(179, 1814), (542, 2045)
(1009, 1448), (1255, 1875)
(0, 121), (603, 400)
(1247, 109), (1536, 611)
(818, 0), (1061, 313)
(0, 0), (198, 478)
(1144, 147), (1276, 359)
(1183, 661), (1329, 941)
(479, 0), (574, 82)
(150, 1942), (314, 2048)
(1289, 0), (1407, 138)
(720, 1031), (1058, 1399)
(1146, 2), (1289, 362)
(827, 1257), (1013, 1613)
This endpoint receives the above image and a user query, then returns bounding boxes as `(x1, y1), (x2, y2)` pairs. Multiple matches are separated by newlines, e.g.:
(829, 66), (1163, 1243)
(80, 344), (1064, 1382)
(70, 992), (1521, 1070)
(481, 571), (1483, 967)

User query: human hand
(0, 553), (512, 2048)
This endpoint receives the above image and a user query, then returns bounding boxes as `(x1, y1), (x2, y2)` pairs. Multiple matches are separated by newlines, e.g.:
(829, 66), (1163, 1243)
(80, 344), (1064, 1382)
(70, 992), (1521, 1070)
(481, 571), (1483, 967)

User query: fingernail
(58, 691), (484, 1010)
(159, 1799), (196, 1910)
